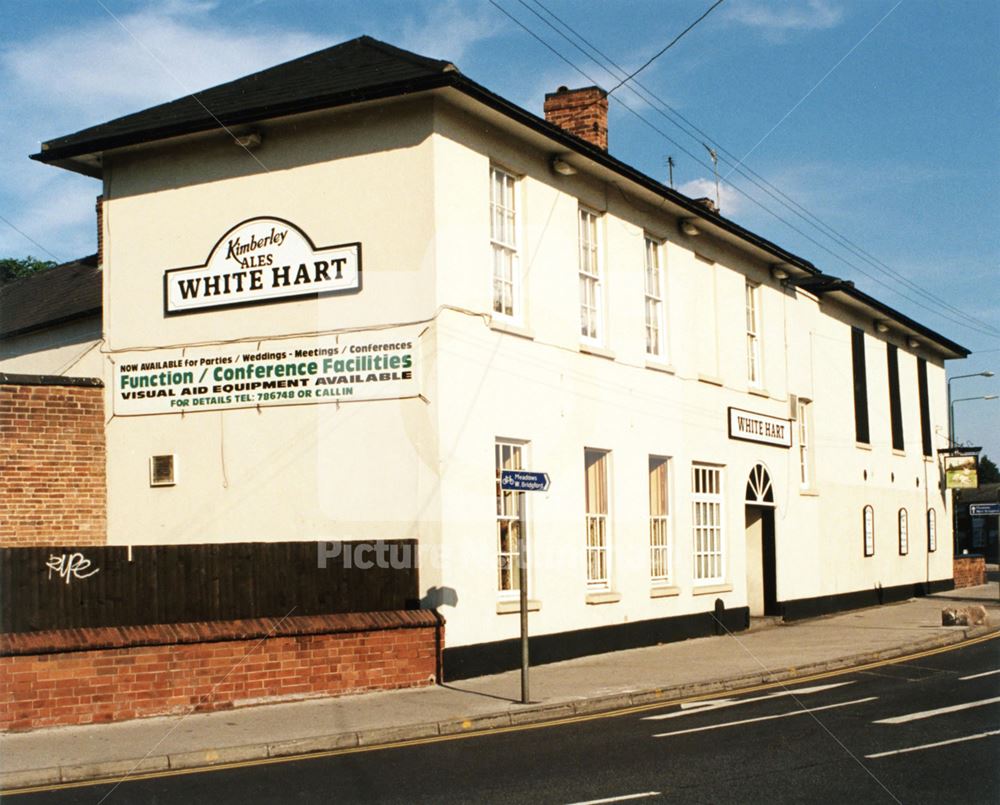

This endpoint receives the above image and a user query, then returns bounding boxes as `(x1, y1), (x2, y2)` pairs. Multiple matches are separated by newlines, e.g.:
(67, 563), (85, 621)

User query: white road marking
(866, 729), (1000, 758)
(959, 668), (1000, 681)
(652, 697), (877, 737)
(873, 696), (1000, 724)
(565, 793), (661, 805)
(643, 682), (855, 720)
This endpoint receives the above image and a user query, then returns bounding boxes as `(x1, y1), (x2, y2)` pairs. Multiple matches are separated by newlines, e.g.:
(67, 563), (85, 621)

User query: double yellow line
(6, 630), (997, 797)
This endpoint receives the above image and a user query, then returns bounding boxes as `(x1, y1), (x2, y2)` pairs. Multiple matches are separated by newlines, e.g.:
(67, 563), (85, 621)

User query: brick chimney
(95, 195), (104, 268)
(544, 85), (608, 150)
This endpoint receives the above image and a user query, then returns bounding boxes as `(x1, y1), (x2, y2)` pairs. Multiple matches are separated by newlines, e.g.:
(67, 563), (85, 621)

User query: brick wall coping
(1, 373), (103, 388)
(0, 610), (443, 656)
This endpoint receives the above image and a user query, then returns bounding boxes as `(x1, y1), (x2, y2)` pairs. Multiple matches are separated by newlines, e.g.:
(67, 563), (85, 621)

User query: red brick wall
(0, 380), (106, 546)
(0, 612), (443, 731)
(953, 555), (986, 588)
(543, 85), (608, 150)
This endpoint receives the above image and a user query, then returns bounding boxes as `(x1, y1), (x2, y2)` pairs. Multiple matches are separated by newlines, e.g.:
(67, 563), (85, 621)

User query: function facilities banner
(113, 330), (419, 416)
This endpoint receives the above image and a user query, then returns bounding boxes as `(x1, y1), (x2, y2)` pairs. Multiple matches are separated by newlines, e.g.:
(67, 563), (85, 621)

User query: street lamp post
(947, 371), (995, 446)
(950, 395), (999, 446)
(945, 371), (995, 558)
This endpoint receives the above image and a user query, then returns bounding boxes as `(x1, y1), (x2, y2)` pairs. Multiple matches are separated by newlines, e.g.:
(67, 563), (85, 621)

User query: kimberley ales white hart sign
(164, 217), (361, 314)
(728, 407), (792, 448)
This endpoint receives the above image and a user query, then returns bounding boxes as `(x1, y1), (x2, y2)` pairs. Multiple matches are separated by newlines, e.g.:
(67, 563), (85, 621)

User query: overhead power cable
(0, 213), (63, 262)
(489, 1), (999, 342)
(603, 0), (726, 97)
(519, 0), (1000, 338)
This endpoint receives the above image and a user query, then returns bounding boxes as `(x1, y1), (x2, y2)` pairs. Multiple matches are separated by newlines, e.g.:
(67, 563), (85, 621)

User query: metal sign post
(500, 470), (550, 704)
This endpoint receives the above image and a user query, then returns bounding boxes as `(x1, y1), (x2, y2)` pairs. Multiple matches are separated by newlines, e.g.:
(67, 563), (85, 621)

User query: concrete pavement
(2, 582), (998, 791)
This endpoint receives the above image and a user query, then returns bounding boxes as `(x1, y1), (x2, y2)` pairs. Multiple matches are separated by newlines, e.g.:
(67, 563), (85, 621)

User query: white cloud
(677, 177), (744, 216)
(0, 1), (332, 260)
(726, 1), (844, 34)
(3, 5), (329, 125)
(394, 0), (498, 64)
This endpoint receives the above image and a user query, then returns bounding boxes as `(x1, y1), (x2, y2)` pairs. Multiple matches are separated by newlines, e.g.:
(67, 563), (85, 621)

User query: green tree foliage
(979, 454), (1000, 484)
(0, 256), (56, 284)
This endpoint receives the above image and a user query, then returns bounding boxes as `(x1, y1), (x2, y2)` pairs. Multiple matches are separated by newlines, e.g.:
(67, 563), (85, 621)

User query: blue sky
(1, 0), (997, 458)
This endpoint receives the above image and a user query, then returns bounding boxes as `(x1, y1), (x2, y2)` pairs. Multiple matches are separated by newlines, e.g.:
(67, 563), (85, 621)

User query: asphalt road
(12, 637), (1000, 805)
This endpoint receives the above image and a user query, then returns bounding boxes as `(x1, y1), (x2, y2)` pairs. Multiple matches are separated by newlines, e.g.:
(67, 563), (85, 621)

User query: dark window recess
(851, 327), (870, 443)
(887, 344), (904, 451)
(917, 358), (932, 456)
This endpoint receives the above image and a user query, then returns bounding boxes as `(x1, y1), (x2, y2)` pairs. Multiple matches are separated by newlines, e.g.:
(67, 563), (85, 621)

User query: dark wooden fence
(0, 541), (419, 634)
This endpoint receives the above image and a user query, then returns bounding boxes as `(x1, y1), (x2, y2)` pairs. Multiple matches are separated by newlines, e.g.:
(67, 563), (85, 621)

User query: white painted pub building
(11, 37), (967, 676)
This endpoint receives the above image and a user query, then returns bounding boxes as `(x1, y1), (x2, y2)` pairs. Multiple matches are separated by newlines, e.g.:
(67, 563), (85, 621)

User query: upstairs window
(490, 166), (519, 320)
(578, 208), (603, 344)
(917, 358), (932, 456)
(644, 237), (666, 358)
(887, 344), (904, 451)
(851, 328), (870, 444)
(746, 281), (762, 387)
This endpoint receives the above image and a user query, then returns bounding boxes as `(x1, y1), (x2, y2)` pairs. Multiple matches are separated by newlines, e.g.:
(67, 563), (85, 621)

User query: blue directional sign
(500, 470), (550, 492)
(969, 503), (1000, 516)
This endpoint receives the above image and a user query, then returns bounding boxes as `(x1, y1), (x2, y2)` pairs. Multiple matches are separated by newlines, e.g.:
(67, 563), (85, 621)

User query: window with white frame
(746, 280), (762, 386)
(490, 166), (519, 320)
(649, 456), (671, 584)
(585, 449), (610, 588)
(692, 464), (724, 582)
(898, 508), (909, 555)
(578, 208), (603, 343)
(495, 440), (526, 594)
(644, 237), (666, 358)
(798, 398), (813, 489)
(863, 505), (875, 557)
(927, 508), (937, 552)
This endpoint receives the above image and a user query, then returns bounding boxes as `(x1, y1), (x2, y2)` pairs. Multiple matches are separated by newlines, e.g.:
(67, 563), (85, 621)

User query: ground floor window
(585, 449), (610, 589)
(692, 463), (724, 582)
(898, 508), (909, 555)
(864, 505), (875, 556)
(649, 457), (671, 584)
(927, 508), (937, 552)
(495, 440), (526, 594)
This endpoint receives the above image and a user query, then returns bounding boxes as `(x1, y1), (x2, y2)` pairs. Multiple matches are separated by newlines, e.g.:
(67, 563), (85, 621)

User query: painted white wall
(427, 99), (955, 646)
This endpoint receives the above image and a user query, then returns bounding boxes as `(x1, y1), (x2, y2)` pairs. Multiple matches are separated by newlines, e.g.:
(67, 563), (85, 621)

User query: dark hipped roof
(33, 36), (454, 166)
(0, 255), (101, 337)
(31, 36), (968, 359)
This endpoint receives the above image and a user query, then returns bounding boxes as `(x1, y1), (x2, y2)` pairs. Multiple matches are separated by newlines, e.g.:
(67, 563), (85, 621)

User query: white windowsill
(580, 344), (616, 361)
(856, 442), (873, 451)
(489, 320), (534, 341)
(650, 585), (681, 598)
(748, 387), (770, 398)
(496, 599), (541, 614)
(585, 591), (622, 605)
(892, 449), (906, 457)
(692, 583), (733, 596)
(645, 360), (676, 375)
(698, 373), (723, 387)
(799, 488), (820, 497)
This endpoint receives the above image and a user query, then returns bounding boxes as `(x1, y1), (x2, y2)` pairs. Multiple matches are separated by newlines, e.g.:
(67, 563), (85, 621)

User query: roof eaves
(0, 307), (103, 339)
(31, 72), (458, 166)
